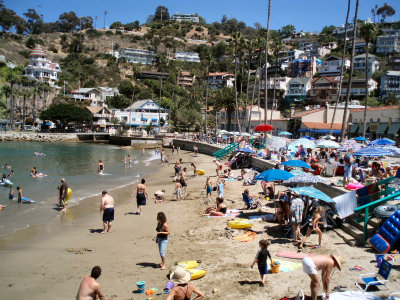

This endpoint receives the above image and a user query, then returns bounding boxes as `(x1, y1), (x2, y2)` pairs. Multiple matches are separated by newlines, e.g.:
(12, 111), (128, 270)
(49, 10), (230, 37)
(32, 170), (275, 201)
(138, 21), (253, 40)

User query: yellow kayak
(187, 267), (207, 280)
(228, 218), (253, 229)
(177, 260), (199, 269)
(196, 169), (206, 175)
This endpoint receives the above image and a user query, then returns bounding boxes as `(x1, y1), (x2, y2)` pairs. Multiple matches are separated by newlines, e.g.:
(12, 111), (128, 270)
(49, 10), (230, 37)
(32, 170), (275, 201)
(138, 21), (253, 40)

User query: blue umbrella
(279, 131), (292, 136)
(353, 136), (368, 141)
(290, 186), (333, 202)
(303, 136), (316, 140)
(288, 138), (316, 152)
(281, 160), (313, 170)
(254, 169), (294, 182)
(368, 138), (395, 146)
(283, 173), (329, 185)
(290, 170), (305, 176)
(353, 147), (393, 157)
(236, 147), (254, 153)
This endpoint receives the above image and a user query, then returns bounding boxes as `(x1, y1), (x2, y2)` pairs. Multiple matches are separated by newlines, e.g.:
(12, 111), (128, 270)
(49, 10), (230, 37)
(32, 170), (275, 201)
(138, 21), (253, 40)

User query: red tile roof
(293, 108), (324, 118)
(311, 76), (340, 84)
(303, 122), (345, 130)
(350, 105), (399, 112)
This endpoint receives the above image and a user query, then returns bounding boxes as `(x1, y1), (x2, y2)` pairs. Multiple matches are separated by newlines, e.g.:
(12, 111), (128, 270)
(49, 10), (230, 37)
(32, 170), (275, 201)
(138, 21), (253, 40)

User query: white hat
(170, 266), (191, 284)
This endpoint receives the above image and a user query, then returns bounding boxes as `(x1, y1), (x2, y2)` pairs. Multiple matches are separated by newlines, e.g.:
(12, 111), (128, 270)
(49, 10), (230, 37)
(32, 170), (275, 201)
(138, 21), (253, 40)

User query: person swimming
(98, 160), (104, 174)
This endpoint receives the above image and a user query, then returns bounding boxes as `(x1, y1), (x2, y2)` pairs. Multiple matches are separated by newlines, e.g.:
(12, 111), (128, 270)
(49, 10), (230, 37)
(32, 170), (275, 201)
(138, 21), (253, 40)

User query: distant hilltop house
(110, 99), (169, 128)
(376, 29), (400, 54)
(24, 45), (61, 87)
(116, 48), (156, 65)
(207, 72), (235, 90)
(171, 13), (199, 23)
(68, 88), (104, 106)
(318, 56), (350, 77)
(0, 55), (16, 69)
(380, 71), (400, 100)
(175, 51), (200, 63)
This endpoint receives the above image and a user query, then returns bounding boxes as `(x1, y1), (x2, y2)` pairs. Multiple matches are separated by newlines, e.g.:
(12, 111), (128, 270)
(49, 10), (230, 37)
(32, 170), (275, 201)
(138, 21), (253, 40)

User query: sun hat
(331, 254), (344, 271)
(170, 266), (191, 284)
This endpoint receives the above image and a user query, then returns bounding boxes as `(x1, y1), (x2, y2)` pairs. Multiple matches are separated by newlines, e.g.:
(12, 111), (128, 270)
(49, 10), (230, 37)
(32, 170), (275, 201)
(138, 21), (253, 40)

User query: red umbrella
(254, 124), (274, 132)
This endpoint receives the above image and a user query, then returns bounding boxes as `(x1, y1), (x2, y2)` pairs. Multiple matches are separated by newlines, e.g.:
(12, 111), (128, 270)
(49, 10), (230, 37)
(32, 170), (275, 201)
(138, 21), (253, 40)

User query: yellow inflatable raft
(177, 261), (207, 280)
(228, 218), (253, 229)
(196, 169), (206, 175)
(65, 188), (72, 205)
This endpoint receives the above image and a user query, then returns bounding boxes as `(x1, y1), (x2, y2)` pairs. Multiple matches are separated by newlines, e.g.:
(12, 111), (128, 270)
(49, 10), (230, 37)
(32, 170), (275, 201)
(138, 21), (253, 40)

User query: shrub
(48, 46), (58, 53)
(86, 29), (102, 39)
(195, 26), (203, 32)
(106, 30), (114, 35)
(18, 50), (30, 58)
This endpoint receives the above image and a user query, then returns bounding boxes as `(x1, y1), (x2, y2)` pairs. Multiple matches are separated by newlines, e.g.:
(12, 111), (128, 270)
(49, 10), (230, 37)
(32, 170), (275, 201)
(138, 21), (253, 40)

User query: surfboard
(22, 197), (36, 204)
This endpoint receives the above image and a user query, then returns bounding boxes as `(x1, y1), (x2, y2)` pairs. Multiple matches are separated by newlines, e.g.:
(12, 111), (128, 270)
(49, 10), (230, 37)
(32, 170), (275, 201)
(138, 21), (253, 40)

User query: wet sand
(0, 148), (399, 299)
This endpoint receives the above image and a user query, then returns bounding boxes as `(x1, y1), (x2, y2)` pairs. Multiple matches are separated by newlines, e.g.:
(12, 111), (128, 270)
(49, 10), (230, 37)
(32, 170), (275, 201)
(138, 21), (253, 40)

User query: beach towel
(333, 191), (357, 219)
(276, 251), (316, 260)
(268, 260), (302, 273)
(328, 291), (381, 300)
(204, 209), (241, 218)
(224, 178), (237, 181)
(248, 213), (274, 221)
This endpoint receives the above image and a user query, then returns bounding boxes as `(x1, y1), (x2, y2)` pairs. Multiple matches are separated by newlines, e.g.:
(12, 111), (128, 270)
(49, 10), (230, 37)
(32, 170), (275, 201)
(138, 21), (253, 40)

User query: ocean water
(0, 141), (160, 236)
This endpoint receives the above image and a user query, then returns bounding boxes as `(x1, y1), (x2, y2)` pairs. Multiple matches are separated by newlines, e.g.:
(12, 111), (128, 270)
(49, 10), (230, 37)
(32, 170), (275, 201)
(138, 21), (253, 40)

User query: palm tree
(341, 0), (359, 142)
(5, 71), (21, 129)
(204, 53), (215, 135)
(360, 22), (379, 138)
(269, 38), (284, 125)
(264, 0), (271, 125)
(31, 83), (40, 122)
(21, 88), (32, 128)
(233, 31), (243, 132)
(329, 0), (351, 136)
(242, 39), (256, 131)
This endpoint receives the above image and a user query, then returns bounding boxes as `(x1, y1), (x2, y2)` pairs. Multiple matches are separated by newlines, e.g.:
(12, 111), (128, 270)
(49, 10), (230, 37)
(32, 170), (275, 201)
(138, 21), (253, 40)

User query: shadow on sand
(89, 229), (103, 234)
(136, 262), (159, 269)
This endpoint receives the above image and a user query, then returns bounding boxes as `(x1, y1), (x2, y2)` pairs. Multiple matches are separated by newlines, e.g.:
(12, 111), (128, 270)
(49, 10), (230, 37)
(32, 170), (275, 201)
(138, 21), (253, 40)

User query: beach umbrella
(316, 140), (340, 149)
(353, 147), (393, 157)
(290, 170), (306, 176)
(254, 169), (294, 182)
(303, 136), (316, 140)
(278, 131), (292, 136)
(368, 138), (395, 146)
(219, 130), (229, 134)
(290, 186), (333, 203)
(353, 136), (367, 141)
(239, 132), (251, 137)
(288, 138), (316, 152)
(281, 160), (313, 170)
(383, 146), (400, 157)
(236, 147), (254, 153)
(320, 135), (336, 140)
(338, 139), (362, 152)
(254, 124), (274, 132)
(283, 173), (329, 185)
(266, 136), (288, 150)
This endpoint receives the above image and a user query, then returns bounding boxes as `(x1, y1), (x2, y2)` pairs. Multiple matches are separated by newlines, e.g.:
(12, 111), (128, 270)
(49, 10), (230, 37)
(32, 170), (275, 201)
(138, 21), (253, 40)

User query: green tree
(23, 8), (43, 34)
(0, 5), (19, 32)
(79, 16), (93, 30)
(320, 25), (336, 35)
(264, 0), (272, 125)
(214, 87), (236, 131)
(280, 24), (296, 38)
(133, 20), (141, 30)
(106, 95), (131, 109)
(377, 3), (396, 23)
(5, 70), (21, 128)
(232, 31), (243, 132)
(110, 21), (123, 29)
(57, 11), (80, 32)
(154, 6), (169, 21)
(359, 22), (380, 137)
(118, 80), (134, 98)
(39, 103), (92, 126)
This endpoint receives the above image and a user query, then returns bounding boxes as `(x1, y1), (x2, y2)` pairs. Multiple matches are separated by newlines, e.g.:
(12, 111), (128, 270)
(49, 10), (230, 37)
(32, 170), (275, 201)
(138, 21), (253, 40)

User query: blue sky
(5, 0), (400, 33)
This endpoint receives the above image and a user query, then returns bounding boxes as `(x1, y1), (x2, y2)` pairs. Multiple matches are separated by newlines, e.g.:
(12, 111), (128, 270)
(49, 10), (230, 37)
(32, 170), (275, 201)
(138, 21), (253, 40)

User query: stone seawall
(0, 132), (79, 143)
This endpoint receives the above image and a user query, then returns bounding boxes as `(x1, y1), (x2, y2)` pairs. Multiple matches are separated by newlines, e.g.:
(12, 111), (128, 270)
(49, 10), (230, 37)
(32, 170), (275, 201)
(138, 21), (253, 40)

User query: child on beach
(175, 181), (182, 201)
(299, 207), (324, 251)
(205, 176), (212, 200)
(16, 186), (23, 203)
(191, 163), (197, 176)
(123, 156), (127, 167)
(217, 179), (225, 198)
(251, 239), (273, 286)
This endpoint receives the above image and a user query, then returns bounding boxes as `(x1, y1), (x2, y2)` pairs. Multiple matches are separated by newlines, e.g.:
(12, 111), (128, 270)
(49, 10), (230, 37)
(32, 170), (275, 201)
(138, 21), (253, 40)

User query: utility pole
(159, 77), (162, 129)
(104, 11), (107, 30)
(95, 16), (98, 29)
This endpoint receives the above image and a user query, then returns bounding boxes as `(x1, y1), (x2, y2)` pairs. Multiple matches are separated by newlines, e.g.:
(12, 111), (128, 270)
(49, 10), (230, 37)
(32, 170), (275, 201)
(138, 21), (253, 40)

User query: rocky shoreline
(0, 132), (78, 142)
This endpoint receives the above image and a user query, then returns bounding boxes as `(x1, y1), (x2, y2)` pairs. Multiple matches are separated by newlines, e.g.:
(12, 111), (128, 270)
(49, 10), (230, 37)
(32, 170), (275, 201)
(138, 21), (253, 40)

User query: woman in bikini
(202, 197), (227, 216)
(166, 267), (204, 300)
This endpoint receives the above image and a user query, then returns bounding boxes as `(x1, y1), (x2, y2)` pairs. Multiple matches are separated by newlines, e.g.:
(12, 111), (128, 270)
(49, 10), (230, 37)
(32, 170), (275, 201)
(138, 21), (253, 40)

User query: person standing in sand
(98, 160), (104, 174)
(99, 191), (114, 234)
(76, 266), (105, 300)
(302, 254), (344, 300)
(213, 159), (222, 177)
(134, 178), (148, 215)
(166, 267), (205, 300)
(58, 178), (68, 209)
(123, 156), (127, 167)
(128, 154), (132, 168)
(191, 163), (197, 176)
(290, 192), (304, 244)
(156, 212), (170, 270)
(180, 167), (187, 196)
(175, 180), (182, 201)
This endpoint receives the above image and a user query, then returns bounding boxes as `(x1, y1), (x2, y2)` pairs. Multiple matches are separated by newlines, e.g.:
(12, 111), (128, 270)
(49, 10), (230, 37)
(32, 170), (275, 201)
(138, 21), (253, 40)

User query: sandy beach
(0, 147), (399, 300)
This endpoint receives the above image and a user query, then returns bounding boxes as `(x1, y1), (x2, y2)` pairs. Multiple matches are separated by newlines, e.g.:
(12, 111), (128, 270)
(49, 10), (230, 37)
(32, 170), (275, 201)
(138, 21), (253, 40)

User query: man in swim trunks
(98, 160), (104, 174)
(58, 178), (68, 209)
(302, 254), (343, 300)
(99, 191), (114, 234)
(134, 178), (148, 215)
(76, 266), (105, 300)
(213, 159), (222, 177)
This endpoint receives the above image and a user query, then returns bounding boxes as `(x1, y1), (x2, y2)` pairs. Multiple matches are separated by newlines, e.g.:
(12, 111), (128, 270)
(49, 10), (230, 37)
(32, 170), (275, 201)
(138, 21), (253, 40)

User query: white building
(318, 56), (350, 76)
(111, 99), (169, 127)
(380, 71), (400, 100)
(334, 23), (355, 36)
(171, 13), (199, 23)
(376, 29), (400, 54)
(207, 72), (235, 90)
(99, 87), (119, 100)
(340, 78), (377, 97)
(285, 77), (312, 102)
(299, 41), (337, 58)
(118, 48), (155, 65)
(24, 45), (61, 87)
(259, 76), (290, 96)
(68, 88), (104, 106)
(353, 54), (380, 78)
(175, 51), (201, 63)
(277, 49), (304, 63)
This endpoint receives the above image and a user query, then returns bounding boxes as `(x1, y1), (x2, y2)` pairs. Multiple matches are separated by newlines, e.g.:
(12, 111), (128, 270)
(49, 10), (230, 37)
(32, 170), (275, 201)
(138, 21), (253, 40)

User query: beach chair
(355, 259), (392, 291)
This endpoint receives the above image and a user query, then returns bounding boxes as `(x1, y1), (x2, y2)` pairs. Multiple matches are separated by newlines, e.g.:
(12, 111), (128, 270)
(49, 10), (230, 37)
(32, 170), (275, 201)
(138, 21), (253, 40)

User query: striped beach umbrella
(353, 147), (394, 157)
(317, 140), (340, 149)
(288, 138), (316, 152)
(290, 186), (333, 202)
(266, 136), (288, 150)
(283, 173), (329, 185)
(338, 139), (362, 152)
(368, 138), (395, 146)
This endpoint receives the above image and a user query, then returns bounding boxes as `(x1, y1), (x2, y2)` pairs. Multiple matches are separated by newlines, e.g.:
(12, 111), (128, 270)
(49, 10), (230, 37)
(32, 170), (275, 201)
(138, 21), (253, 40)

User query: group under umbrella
(281, 160), (313, 170)
(254, 169), (294, 182)
(290, 186), (333, 203)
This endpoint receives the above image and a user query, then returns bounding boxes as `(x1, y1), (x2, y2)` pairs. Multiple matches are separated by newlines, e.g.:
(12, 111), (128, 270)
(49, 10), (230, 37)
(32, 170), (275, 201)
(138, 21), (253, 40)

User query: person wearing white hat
(302, 254), (344, 300)
(166, 267), (205, 300)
